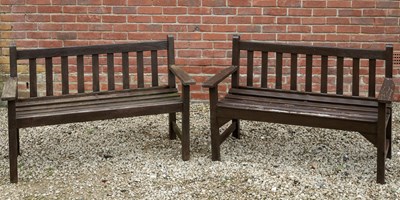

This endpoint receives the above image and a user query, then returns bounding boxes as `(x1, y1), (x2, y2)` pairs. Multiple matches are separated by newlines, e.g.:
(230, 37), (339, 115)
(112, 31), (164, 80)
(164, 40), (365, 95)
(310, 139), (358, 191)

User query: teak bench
(203, 35), (394, 184)
(1, 35), (195, 183)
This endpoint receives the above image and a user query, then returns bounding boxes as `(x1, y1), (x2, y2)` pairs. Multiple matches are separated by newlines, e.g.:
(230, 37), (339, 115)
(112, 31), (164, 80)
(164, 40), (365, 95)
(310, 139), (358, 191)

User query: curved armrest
(1, 77), (18, 101)
(378, 78), (395, 103)
(170, 65), (195, 86)
(202, 65), (238, 88)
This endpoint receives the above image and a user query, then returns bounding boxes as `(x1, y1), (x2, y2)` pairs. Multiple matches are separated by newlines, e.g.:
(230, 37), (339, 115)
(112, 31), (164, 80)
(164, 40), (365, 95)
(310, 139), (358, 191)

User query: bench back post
(231, 35), (240, 88)
(167, 35), (176, 88)
(9, 46), (17, 78)
(385, 44), (393, 78)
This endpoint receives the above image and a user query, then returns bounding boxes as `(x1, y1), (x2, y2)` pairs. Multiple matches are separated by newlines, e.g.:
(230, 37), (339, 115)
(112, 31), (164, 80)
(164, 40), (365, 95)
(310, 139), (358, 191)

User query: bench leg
(17, 129), (21, 156)
(169, 113), (177, 140)
(386, 113), (392, 159)
(211, 118), (221, 161)
(181, 86), (190, 161)
(8, 101), (18, 183)
(232, 119), (240, 139)
(377, 103), (387, 184)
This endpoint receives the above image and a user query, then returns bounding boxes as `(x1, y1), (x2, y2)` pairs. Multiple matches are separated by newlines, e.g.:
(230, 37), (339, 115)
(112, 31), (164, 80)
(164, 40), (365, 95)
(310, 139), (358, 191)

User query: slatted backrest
(231, 35), (393, 97)
(9, 35), (175, 98)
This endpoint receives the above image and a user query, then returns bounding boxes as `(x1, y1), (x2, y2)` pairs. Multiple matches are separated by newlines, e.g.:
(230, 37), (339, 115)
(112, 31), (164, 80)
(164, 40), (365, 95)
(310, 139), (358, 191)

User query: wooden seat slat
(16, 92), (180, 113)
(224, 93), (378, 113)
(231, 87), (378, 107)
(16, 87), (176, 107)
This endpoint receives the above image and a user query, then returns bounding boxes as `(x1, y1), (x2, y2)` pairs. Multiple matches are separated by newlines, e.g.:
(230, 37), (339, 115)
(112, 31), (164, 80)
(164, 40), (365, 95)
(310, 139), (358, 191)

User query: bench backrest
(9, 35), (176, 98)
(231, 35), (393, 97)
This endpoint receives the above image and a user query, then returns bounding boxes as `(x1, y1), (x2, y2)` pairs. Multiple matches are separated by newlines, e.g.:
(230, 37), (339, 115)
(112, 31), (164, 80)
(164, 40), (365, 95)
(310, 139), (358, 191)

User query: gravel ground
(0, 102), (399, 199)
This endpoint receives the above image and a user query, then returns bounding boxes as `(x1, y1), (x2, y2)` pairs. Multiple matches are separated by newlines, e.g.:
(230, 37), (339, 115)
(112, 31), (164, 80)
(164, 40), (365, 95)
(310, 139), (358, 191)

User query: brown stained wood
(77, 55), (84, 93)
(137, 51), (144, 88)
(321, 55), (328, 93)
(17, 87), (177, 107)
(385, 45), (393, 78)
(203, 66), (238, 88)
(336, 56), (344, 95)
(151, 50), (158, 87)
(276, 52), (283, 89)
(170, 65), (195, 86)
(261, 52), (268, 88)
(290, 53), (297, 90)
(122, 52), (130, 89)
(29, 58), (37, 97)
(167, 35), (176, 88)
(205, 37), (394, 184)
(352, 58), (360, 96)
(247, 50), (254, 86)
(171, 121), (182, 140)
(305, 54), (312, 92)
(17, 41), (168, 59)
(17, 93), (180, 114)
(1, 77), (17, 101)
(378, 78), (395, 103)
(368, 59), (376, 97)
(5, 35), (194, 183)
(219, 122), (237, 145)
(61, 56), (69, 95)
(107, 53), (115, 91)
(92, 54), (99, 92)
(9, 46), (17, 77)
(231, 35), (240, 88)
(240, 41), (386, 59)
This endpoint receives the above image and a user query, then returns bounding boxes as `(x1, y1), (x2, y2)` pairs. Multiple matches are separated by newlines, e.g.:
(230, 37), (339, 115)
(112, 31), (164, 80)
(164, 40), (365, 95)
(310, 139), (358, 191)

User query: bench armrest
(1, 77), (18, 101)
(202, 65), (238, 88)
(378, 78), (395, 103)
(170, 65), (196, 86)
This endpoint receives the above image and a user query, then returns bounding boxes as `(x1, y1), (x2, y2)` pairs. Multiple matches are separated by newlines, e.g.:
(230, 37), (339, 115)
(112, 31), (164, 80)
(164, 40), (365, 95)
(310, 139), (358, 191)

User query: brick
(137, 7), (162, 14)
(238, 25), (261, 33)
(153, 0), (176, 6)
(202, 0), (226, 7)
(1, 14), (25, 22)
(88, 7), (112, 14)
(313, 9), (337, 16)
(64, 24), (88, 31)
(77, 15), (101, 22)
(377, 1), (400, 8)
(163, 25), (187, 32)
(277, 0), (301, 7)
(103, 0), (126, 5)
(228, 16), (251, 24)
(153, 16), (176, 23)
(138, 24), (162, 32)
(350, 17), (374, 25)
(178, 16), (201, 23)
(303, 0), (326, 8)
(89, 24), (113, 31)
(213, 8), (236, 15)
(52, 0), (76, 5)
(264, 8), (287, 16)
(178, 50), (201, 58)
(26, 0), (50, 4)
(263, 25), (287, 33)
(188, 7), (211, 15)
(312, 25), (336, 33)
(253, 16), (275, 24)
(203, 33), (227, 41)
(326, 34), (350, 42)
(238, 8), (262, 15)
(302, 34), (325, 41)
(112, 7), (137, 14)
(12, 23), (37, 31)
(128, 0), (152, 6)
(353, 1), (376, 8)
(277, 17), (301, 24)
(375, 18), (398, 26)
(327, 0), (351, 8)
(63, 6), (87, 13)
(128, 16), (152, 23)
(77, 0), (101, 5)
(179, 0), (201, 6)
(213, 25), (237, 32)
(228, 0), (251, 7)
(251, 33), (276, 40)
(0, 24), (12, 30)
(1, 0), (25, 4)
(361, 27), (385, 34)
(203, 16), (226, 24)
(38, 6), (62, 13)
(51, 15), (76, 22)
(289, 8), (312, 16)
(102, 15), (126, 23)
(363, 9), (387, 17)
(177, 33), (202, 40)
(253, 0), (276, 7)
(163, 7), (187, 14)
(301, 17), (325, 25)
(11, 6), (37, 13)
(39, 40), (63, 48)
(102, 33), (127, 40)
(327, 17), (350, 25)
(339, 10), (362, 17)
(337, 26), (361, 33)
(288, 25), (311, 33)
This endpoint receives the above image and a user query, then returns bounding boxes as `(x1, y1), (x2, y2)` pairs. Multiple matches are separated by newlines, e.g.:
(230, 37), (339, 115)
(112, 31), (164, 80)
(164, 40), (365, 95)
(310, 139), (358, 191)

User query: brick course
(0, 0), (399, 100)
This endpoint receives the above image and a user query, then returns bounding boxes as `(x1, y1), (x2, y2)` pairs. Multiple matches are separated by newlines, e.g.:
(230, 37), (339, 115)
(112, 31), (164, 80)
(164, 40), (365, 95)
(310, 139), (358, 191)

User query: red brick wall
(0, 0), (399, 100)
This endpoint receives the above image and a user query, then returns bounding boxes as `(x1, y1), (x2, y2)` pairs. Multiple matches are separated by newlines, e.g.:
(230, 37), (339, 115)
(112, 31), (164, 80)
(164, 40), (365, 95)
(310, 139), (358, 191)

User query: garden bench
(1, 35), (195, 183)
(203, 35), (394, 184)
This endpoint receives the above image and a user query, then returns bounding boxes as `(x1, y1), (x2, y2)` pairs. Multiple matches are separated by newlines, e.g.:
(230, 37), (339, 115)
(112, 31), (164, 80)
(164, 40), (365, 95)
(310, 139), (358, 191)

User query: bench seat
(15, 87), (182, 128)
(217, 87), (389, 134)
